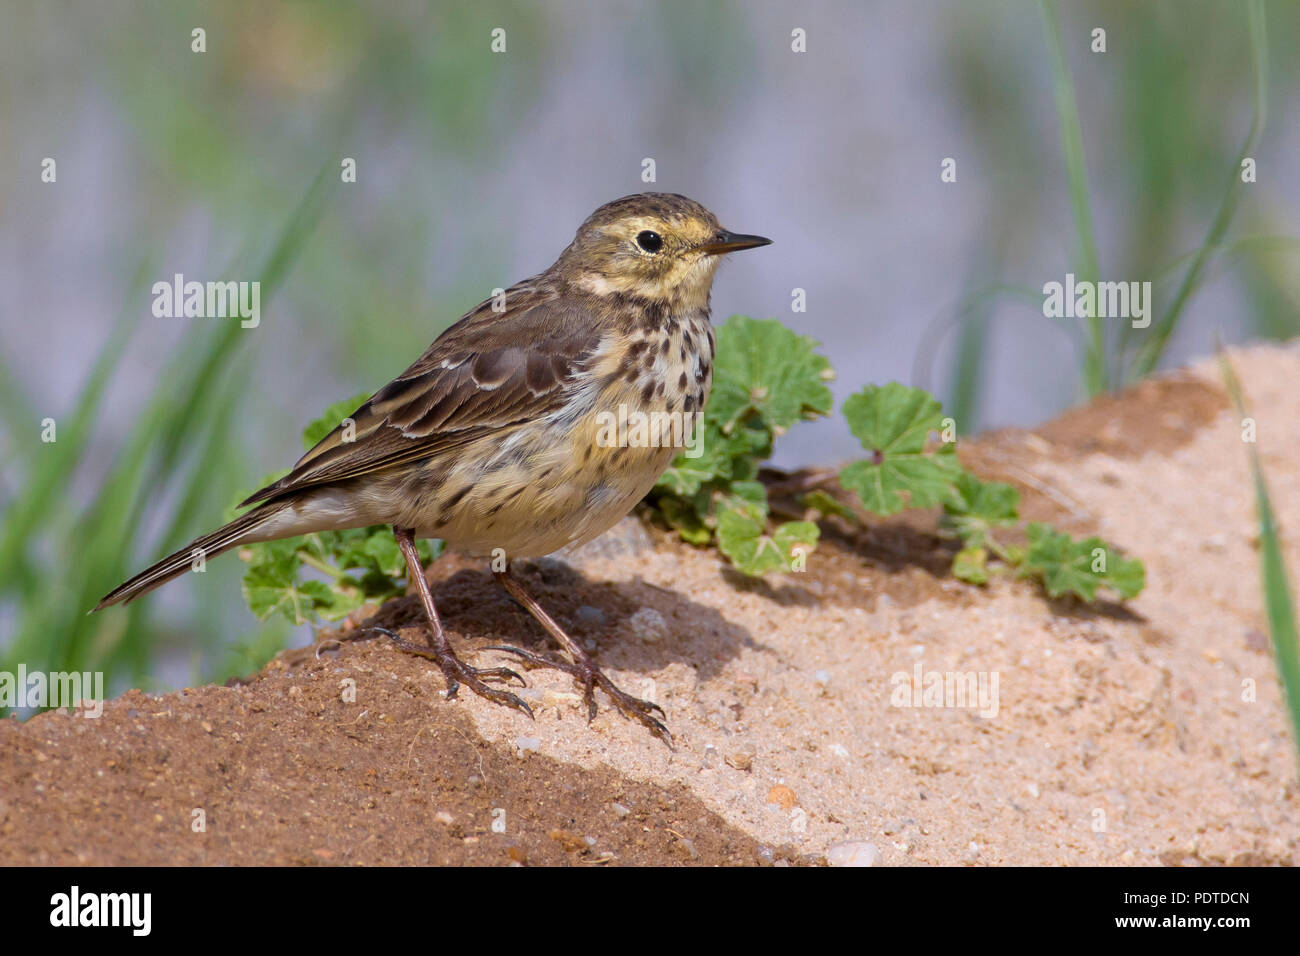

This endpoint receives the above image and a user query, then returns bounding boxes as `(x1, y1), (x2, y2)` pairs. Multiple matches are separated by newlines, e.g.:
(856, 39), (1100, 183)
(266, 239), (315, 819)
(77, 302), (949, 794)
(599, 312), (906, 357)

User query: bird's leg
(386, 527), (533, 719)
(487, 566), (671, 745)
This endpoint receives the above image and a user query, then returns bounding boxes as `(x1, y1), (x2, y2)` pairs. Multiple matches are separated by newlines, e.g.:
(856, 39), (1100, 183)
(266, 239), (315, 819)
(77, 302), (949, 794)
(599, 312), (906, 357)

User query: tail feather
(93, 500), (291, 611)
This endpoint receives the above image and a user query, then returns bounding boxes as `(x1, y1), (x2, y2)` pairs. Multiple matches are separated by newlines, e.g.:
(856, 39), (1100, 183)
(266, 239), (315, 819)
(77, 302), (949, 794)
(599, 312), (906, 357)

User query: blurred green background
(1, 0), (1297, 698)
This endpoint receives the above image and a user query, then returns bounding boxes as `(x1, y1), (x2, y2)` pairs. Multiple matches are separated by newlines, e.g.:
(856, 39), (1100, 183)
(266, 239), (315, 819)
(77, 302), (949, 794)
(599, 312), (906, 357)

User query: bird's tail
(93, 499), (293, 611)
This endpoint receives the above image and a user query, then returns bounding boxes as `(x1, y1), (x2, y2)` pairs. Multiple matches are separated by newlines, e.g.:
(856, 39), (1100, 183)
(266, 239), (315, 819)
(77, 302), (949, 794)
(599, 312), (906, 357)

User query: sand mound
(3, 343), (1297, 866)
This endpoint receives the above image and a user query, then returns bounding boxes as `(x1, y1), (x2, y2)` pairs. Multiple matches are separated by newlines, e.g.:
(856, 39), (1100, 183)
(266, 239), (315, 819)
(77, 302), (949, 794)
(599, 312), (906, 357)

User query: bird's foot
(485, 644), (671, 746)
(377, 627), (534, 720)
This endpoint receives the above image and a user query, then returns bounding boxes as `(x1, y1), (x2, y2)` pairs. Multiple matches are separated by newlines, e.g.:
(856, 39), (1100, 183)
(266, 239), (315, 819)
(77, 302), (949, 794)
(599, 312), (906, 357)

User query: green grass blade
(1040, 0), (1105, 395)
(1147, 234), (1300, 289)
(0, 263), (151, 592)
(1129, 1), (1268, 381)
(942, 256), (1006, 435)
(1218, 349), (1300, 777)
(3, 164), (335, 694)
(0, 350), (37, 443)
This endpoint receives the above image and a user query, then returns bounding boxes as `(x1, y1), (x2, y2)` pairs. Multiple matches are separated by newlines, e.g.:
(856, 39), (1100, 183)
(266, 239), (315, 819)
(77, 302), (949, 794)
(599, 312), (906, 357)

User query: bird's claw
(485, 644), (671, 746)
(384, 632), (534, 720)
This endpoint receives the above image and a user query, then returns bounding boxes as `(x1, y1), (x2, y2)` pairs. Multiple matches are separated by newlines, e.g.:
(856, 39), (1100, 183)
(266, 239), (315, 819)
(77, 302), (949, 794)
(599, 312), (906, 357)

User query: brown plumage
(95, 192), (771, 743)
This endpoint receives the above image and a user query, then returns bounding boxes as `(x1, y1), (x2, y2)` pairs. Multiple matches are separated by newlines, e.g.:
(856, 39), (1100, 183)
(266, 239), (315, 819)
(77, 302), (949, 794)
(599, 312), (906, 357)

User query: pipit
(96, 192), (771, 743)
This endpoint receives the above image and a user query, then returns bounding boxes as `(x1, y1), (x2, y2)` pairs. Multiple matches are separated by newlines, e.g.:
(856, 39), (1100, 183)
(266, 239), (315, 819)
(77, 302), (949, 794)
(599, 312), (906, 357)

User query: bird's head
(554, 192), (770, 310)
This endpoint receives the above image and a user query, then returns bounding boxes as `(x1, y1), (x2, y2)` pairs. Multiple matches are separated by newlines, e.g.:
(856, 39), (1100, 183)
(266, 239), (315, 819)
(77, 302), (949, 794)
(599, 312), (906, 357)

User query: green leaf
(655, 418), (732, 496)
(1099, 549), (1146, 600)
(299, 578), (366, 622)
(241, 537), (301, 589)
(1023, 524), (1101, 601)
(659, 495), (712, 544)
(840, 448), (962, 516)
(321, 528), (374, 572)
(717, 505), (819, 575)
(943, 471), (1020, 548)
(1022, 523), (1145, 601)
(953, 546), (990, 585)
(302, 391), (372, 450)
(802, 489), (855, 521)
(655, 414), (772, 497)
(243, 548), (313, 623)
(727, 480), (769, 519)
(233, 512), (443, 626)
(717, 420), (772, 480)
(842, 382), (946, 456)
(839, 383), (963, 515)
(708, 316), (834, 434)
(363, 531), (406, 578)
(774, 521), (819, 569)
(946, 471), (1020, 522)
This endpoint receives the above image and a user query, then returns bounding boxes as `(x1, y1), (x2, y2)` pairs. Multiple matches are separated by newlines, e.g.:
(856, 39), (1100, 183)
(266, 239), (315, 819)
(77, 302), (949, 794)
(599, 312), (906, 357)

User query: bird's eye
(636, 230), (664, 253)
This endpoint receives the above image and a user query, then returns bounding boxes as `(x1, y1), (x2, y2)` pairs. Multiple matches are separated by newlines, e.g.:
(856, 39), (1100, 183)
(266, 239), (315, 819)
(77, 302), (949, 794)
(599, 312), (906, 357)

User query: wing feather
(238, 280), (606, 508)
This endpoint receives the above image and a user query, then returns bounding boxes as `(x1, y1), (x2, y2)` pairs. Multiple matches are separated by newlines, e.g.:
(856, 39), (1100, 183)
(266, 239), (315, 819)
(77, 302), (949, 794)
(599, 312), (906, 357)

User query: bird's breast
(385, 310), (716, 558)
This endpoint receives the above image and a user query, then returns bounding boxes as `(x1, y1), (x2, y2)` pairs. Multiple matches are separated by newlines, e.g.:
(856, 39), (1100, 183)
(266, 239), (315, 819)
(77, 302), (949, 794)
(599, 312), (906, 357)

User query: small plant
(834, 387), (1143, 600)
(651, 316), (831, 574)
(648, 316), (1145, 603)
(230, 394), (439, 625)
(235, 315), (1145, 625)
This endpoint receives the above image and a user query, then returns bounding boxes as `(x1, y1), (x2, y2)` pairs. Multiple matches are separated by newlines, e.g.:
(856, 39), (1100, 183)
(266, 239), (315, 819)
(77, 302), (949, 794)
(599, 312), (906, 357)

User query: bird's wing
(238, 279), (608, 507)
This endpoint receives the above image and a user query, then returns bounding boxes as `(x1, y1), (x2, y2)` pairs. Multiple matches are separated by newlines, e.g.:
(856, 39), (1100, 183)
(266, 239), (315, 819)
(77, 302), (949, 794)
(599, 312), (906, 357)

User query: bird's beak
(697, 230), (773, 255)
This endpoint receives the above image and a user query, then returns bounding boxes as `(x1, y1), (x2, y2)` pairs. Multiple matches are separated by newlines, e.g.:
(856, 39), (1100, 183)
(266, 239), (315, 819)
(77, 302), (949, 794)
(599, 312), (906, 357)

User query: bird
(95, 192), (772, 743)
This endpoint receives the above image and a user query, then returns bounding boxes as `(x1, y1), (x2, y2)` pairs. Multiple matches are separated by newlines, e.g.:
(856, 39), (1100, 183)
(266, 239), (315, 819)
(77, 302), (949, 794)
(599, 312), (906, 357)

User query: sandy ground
(2, 342), (1297, 866)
